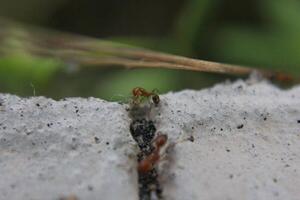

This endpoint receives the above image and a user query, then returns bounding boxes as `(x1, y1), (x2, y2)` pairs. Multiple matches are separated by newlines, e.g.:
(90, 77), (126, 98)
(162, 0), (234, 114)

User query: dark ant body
(132, 87), (160, 106)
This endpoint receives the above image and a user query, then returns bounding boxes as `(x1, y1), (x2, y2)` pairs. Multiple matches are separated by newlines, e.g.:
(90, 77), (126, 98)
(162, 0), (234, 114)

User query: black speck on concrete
(188, 136), (194, 142)
(237, 124), (244, 129)
(94, 137), (100, 144)
(88, 185), (93, 191)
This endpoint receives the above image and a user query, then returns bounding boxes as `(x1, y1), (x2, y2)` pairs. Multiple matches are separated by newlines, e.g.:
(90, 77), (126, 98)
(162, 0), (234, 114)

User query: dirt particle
(106, 142), (110, 145)
(130, 119), (156, 152)
(36, 103), (40, 107)
(87, 185), (93, 191)
(297, 120), (300, 123)
(273, 178), (277, 183)
(94, 137), (100, 144)
(237, 124), (244, 129)
(273, 191), (279, 197)
(229, 174), (234, 179)
(226, 148), (231, 152)
(252, 144), (255, 148)
(188, 135), (194, 142)
(70, 138), (78, 150)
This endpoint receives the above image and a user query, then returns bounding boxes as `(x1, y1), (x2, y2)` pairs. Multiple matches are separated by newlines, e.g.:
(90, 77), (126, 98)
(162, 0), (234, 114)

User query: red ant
(137, 132), (195, 174)
(138, 134), (168, 174)
(132, 87), (160, 106)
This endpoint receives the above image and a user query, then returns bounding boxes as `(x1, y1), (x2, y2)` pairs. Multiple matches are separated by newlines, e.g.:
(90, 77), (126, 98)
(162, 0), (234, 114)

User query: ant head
(154, 134), (168, 148)
(152, 94), (160, 105)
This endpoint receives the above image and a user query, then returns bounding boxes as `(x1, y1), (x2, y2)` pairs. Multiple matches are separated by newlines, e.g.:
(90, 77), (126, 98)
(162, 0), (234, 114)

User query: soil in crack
(130, 118), (163, 200)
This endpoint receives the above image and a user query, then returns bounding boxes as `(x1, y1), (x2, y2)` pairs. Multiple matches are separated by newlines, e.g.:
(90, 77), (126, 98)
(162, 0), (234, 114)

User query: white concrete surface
(154, 80), (300, 200)
(0, 78), (300, 200)
(0, 96), (137, 200)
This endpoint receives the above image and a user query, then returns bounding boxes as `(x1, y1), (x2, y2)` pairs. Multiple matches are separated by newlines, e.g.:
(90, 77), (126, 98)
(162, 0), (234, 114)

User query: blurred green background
(0, 0), (299, 100)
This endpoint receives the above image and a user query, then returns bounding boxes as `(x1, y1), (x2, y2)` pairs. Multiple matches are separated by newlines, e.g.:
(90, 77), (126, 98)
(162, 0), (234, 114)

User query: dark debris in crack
(128, 87), (165, 200)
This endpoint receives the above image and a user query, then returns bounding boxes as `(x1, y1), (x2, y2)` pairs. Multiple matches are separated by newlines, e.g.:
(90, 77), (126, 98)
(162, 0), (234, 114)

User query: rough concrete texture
(0, 96), (138, 200)
(0, 78), (300, 200)
(154, 80), (300, 200)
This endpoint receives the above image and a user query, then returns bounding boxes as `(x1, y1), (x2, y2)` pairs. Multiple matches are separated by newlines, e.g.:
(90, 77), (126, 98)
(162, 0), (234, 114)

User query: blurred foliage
(213, 0), (300, 73)
(0, 54), (62, 95)
(0, 0), (299, 100)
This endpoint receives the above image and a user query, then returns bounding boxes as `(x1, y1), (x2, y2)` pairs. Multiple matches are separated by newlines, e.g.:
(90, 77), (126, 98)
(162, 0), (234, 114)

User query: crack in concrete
(128, 101), (164, 200)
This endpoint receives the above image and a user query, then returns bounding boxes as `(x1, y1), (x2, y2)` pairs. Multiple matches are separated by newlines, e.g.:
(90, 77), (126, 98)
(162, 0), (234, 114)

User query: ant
(132, 87), (160, 106)
(138, 134), (168, 174)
